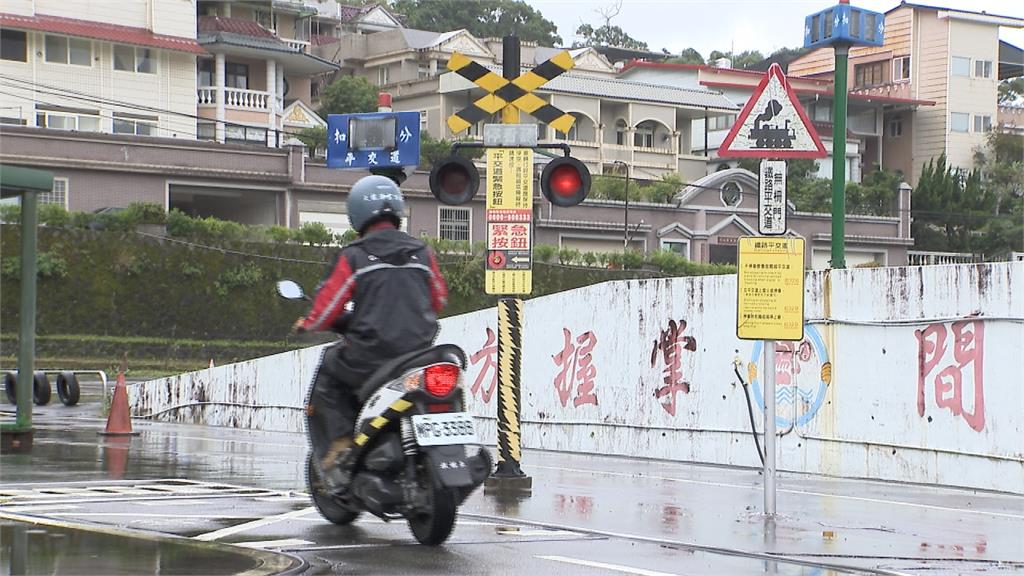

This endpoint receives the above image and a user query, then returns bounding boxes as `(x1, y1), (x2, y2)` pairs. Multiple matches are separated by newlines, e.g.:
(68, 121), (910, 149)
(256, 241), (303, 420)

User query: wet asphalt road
(2, 385), (1023, 575)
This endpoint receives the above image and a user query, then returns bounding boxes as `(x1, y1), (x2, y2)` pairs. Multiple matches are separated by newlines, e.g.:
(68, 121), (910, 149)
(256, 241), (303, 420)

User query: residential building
(0, 0), (203, 140)
(788, 2), (1024, 183)
(194, 0), (338, 145)
(619, 60), (935, 183)
(314, 28), (739, 182)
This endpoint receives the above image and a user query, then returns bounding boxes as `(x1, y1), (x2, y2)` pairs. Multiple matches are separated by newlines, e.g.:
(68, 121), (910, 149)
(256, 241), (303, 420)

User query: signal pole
(830, 42), (850, 269)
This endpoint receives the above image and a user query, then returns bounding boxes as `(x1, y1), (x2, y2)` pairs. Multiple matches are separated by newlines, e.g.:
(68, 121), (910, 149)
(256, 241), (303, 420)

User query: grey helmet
(347, 175), (406, 234)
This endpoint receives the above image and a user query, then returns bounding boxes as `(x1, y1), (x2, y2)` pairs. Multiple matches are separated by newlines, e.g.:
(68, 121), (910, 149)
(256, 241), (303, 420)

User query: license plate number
(411, 413), (477, 446)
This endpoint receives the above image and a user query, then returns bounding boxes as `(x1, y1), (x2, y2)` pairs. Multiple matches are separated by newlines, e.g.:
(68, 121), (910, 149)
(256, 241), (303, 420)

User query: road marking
(51, 513), (260, 519)
(137, 499), (212, 507)
(501, 530), (578, 537)
(3, 505), (80, 513)
(235, 538), (314, 550)
(193, 506), (315, 541)
(537, 555), (679, 576)
(531, 465), (1024, 520)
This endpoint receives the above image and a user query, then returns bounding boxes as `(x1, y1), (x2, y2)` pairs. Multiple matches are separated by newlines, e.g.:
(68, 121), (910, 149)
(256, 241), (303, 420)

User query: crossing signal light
(429, 155), (479, 205)
(541, 156), (590, 207)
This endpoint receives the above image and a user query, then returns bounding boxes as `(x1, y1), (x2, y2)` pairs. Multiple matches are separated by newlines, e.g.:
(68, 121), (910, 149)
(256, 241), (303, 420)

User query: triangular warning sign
(719, 63), (827, 159)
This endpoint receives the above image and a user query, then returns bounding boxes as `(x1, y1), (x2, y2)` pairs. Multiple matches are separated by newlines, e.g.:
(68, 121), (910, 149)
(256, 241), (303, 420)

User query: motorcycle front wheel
(407, 460), (457, 546)
(306, 454), (361, 525)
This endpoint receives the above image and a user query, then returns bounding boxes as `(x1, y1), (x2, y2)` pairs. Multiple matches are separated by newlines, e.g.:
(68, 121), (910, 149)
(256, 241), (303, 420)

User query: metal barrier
(3, 370), (107, 407)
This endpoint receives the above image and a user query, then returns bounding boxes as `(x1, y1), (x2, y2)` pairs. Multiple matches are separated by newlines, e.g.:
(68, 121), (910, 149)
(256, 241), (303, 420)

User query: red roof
(0, 13), (205, 55)
(700, 79), (935, 106)
(198, 16), (274, 38)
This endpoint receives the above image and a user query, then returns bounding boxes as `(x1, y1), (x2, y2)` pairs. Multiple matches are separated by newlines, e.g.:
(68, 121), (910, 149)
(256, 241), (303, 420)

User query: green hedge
(1, 222), (734, 342)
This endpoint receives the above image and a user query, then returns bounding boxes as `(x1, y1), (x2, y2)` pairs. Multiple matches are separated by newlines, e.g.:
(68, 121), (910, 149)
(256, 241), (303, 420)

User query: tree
(419, 132), (483, 167)
(391, 0), (562, 47)
(912, 154), (998, 253)
(572, 23), (647, 50)
(317, 75), (378, 116)
(666, 48), (705, 66)
(998, 78), (1024, 105)
(296, 126), (327, 151)
(707, 49), (765, 70)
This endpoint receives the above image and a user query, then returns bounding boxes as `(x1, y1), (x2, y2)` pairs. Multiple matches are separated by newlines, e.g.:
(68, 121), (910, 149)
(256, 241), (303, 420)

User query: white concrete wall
(132, 263), (1024, 493)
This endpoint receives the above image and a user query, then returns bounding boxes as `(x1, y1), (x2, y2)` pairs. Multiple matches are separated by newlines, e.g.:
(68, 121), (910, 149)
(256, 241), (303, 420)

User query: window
(113, 114), (157, 136)
(893, 56), (910, 82)
(951, 56), (970, 77)
(720, 181), (742, 207)
(660, 239), (690, 259)
(634, 121), (655, 148)
(974, 60), (993, 79)
(226, 63), (248, 89)
(114, 45), (155, 73)
(973, 115), (992, 133)
(45, 35), (91, 66)
(888, 115), (903, 138)
(420, 110), (428, 132)
(812, 103), (832, 123)
(854, 61), (886, 88)
(708, 114), (736, 131)
(417, 64), (431, 79)
(224, 124), (266, 143)
(254, 10), (277, 32)
(709, 244), (737, 265)
(555, 120), (578, 141)
(39, 178), (67, 207)
(615, 119), (627, 145)
(438, 207), (470, 242)
(198, 121), (215, 141)
(950, 112), (970, 133)
(1, 29), (27, 62)
(378, 65), (389, 85)
(36, 111), (100, 132)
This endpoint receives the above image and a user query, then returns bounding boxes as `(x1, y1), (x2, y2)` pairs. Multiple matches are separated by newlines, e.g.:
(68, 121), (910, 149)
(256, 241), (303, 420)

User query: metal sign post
(764, 340), (777, 515)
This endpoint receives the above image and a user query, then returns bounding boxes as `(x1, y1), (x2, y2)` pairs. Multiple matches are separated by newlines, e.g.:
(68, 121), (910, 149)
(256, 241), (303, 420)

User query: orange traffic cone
(100, 372), (139, 436)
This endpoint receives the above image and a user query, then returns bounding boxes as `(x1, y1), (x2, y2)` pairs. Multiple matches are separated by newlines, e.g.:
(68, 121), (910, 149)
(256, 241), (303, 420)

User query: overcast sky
(523, 0), (1024, 58)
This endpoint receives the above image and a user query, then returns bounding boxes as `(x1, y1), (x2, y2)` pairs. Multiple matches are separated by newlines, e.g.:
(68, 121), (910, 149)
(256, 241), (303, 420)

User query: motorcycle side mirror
(276, 280), (306, 300)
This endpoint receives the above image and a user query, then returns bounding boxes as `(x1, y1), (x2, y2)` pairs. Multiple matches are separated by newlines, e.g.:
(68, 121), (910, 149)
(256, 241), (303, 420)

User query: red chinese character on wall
(552, 328), (598, 408)
(915, 320), (985, 432)
(469, 327), (498, 403)
(650, 319), (698, 416)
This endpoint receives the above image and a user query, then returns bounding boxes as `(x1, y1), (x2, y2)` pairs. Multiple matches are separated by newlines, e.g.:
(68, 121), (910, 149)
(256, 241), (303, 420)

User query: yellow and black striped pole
(485, 36), (532, 493)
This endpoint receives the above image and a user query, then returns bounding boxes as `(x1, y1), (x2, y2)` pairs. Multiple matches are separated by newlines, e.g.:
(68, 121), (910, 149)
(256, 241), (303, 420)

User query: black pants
(306, 343), (367, 463)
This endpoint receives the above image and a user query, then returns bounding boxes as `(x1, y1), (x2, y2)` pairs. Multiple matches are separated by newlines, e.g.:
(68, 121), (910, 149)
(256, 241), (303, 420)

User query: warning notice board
(737, 237), (805, 341)
(485, 148), (533, 295)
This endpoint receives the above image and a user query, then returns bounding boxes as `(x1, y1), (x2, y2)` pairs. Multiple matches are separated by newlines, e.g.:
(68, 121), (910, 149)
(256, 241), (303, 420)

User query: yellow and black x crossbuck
(446, 51), (576, 134)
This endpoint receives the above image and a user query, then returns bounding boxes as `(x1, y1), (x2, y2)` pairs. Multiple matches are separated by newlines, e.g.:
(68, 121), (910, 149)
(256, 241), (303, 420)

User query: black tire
(306, 453), (361, 525)
(33, 372), (51, 406)
(407, 461), (458, 546)
(4, 373), (15, 404)
(56, 372), (81, 406)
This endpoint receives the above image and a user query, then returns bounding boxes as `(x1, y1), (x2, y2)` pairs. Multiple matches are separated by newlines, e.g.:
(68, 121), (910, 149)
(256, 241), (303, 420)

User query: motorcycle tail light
(424, 364), (460, 397)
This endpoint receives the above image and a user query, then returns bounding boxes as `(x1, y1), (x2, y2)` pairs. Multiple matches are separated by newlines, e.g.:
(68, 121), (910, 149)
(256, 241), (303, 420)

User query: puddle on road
(0, 520), (292, 575)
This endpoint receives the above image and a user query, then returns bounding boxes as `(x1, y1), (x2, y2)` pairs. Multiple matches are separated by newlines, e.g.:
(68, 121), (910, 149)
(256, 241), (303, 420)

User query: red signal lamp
(429, 155), (480, 206)
(541, 156), (590, 207)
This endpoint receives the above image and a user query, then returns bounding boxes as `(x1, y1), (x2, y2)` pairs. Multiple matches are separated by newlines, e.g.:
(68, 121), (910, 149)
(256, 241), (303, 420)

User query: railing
(281, 38), (310, 53)
(907, 250), (978, 266)
(851, 81), (911, 101)
(197, 87), (271, 111)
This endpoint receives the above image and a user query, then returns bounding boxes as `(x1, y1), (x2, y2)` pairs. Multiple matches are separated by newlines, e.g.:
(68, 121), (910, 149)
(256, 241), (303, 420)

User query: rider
(293, 175), (448, 481)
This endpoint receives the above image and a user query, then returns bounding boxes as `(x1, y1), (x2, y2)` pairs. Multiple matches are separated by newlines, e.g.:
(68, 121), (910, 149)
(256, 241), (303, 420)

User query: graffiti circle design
(749, 324), (831, 428)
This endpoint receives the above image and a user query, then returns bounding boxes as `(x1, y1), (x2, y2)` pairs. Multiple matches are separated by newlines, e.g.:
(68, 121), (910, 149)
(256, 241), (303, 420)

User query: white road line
(193, 507), (315, 541)
(531, 465), (1024, 520)
(2, 505), (80, 513)
(537, 555), (679, 576)
(51, 513), (259, 519)
(235, 538), (314, 550)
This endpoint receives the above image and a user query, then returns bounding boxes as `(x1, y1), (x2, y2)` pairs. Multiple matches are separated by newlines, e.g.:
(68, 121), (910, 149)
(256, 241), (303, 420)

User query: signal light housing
(424, 364), (461, 397)
(541, 156), (590, 207)
(429, 155), (479, 205)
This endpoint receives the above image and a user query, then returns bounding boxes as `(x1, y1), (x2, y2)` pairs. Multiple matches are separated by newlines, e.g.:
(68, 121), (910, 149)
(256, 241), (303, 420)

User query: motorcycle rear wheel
(407, 462), (457, 546)
(306, 453), (361, 525)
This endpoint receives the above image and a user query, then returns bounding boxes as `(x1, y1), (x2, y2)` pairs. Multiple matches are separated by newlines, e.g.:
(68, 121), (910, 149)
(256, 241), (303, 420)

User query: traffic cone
(209, 358), (215, 369)
(100, 372), (139, 436)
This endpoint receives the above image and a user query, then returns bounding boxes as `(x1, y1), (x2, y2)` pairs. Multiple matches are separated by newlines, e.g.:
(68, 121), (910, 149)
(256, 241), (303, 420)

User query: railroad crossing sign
(719, 63), (826, 159)
(446, 52), (576, 135)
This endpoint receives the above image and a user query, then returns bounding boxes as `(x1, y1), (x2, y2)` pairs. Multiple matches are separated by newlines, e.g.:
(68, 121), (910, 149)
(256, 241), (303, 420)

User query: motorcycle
(277, 280), (492, 546)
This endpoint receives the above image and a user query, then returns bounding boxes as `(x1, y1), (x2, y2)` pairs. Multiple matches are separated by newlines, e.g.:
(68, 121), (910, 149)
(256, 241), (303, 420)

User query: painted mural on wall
(749, 323), (832, 428)
(552, 328), (599, 408)
(650, 319), (698, 416)
(915, 319), (985, 432)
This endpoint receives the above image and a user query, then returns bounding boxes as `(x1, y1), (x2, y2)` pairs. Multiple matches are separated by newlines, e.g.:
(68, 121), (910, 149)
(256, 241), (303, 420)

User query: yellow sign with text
(737, 237), (805, 341)
(485, 148), (533, 295)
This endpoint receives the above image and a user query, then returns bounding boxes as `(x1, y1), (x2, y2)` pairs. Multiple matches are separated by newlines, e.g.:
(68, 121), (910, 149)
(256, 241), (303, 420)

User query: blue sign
(327, 111), (420, 170)
(804, 4), (885, 49)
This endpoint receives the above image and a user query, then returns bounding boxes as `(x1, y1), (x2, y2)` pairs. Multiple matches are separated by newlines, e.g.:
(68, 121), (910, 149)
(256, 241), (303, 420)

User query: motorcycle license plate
(411, 413), (477, 446)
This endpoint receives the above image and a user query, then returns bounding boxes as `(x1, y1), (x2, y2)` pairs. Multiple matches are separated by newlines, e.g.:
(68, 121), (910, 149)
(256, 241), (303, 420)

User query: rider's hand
(292, 317), (307, 334)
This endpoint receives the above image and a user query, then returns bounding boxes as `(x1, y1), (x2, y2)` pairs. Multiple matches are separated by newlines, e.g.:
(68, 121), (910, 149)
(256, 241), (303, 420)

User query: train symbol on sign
(750, 100), (795, 149)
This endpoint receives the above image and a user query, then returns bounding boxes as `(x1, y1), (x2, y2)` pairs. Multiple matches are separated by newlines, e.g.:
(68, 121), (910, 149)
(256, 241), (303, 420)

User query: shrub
(214, 262), (264, 296)
(534, 244), (557, 263)
(266, 225), (296, 244)
(295, 222), (334, 246)
(0, 252), (69, 280)
(38, 204), (71, 227)
(0, 205), (19, 223)
(622, 250), (645, 270)
(557, 247), (581, 266)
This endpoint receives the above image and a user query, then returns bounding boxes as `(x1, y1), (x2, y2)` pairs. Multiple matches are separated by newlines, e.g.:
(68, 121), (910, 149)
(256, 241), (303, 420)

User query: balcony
(197, 87), (271, 111)
(851, 81), (912, 101)
(280, 38), (310, 53)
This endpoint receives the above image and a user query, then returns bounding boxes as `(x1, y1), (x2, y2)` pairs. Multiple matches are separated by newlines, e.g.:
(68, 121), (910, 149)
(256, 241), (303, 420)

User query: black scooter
(277, 280), (492, 545)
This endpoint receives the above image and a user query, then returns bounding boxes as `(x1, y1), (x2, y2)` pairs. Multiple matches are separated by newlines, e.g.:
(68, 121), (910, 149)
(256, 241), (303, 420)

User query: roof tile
(0, 12), (205, 54)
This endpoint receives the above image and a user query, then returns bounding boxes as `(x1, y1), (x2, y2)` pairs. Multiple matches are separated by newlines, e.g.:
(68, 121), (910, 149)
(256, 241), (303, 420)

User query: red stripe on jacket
(302, 255), (355, 331)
